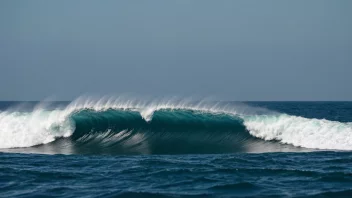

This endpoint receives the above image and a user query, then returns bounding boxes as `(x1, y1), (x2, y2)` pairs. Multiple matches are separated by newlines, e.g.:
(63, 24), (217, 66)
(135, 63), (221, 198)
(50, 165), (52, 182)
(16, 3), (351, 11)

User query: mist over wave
(0, 97), (351, 154)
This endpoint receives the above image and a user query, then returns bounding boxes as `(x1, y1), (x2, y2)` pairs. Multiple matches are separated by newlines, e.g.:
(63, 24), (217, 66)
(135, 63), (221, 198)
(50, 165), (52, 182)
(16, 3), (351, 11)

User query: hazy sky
(1, 0), (351, 101)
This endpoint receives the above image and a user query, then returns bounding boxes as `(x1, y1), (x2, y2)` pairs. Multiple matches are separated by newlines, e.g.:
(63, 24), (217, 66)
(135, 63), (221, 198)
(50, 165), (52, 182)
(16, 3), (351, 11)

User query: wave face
(0, 98), (352, 154)
(70, 109), (256, 154)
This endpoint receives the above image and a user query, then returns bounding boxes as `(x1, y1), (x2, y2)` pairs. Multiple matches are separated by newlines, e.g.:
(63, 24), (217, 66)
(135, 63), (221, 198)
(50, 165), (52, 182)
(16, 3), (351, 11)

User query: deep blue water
(0, 101), (351, 197)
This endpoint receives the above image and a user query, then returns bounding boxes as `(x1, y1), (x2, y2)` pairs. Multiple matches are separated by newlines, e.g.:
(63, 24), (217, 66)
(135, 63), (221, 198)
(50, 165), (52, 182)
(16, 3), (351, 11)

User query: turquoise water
(0, 101), (351, 197)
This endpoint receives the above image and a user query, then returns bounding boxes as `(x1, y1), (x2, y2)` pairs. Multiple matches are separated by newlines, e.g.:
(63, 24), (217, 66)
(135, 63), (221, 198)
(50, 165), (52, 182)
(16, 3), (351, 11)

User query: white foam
(243, 114), (352, 150)
(0, 109), (74, 149)
(140, 107), (156, 122)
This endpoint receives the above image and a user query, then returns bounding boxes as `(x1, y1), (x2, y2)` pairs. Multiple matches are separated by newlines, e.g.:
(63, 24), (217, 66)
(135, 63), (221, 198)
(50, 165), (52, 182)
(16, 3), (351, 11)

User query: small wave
(209, 182), (260, 190)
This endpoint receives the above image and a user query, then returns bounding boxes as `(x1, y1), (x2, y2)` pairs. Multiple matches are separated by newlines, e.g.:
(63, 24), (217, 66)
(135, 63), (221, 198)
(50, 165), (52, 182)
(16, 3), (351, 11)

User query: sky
(0, 0), (351, 101)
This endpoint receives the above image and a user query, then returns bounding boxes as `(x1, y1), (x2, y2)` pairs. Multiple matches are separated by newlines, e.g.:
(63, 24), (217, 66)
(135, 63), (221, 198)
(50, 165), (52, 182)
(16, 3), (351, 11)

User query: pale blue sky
(0, 0), (351, 101)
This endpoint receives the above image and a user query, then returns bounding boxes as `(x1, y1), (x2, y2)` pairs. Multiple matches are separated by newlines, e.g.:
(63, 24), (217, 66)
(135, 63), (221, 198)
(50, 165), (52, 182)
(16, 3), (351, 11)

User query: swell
(1, 98), (352, 155)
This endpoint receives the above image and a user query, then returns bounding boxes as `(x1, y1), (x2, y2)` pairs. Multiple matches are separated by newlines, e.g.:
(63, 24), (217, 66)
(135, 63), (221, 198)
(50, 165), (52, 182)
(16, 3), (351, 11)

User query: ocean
(0, 99), (351, 197)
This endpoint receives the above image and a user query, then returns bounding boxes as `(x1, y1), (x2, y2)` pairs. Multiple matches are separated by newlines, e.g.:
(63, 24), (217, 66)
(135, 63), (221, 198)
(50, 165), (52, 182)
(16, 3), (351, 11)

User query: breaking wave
(0, 97), (351, 154)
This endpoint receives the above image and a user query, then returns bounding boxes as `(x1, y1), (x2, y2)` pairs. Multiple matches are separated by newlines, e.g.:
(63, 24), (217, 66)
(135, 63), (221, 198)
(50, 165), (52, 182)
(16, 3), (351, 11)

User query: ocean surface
(0, 99), (351, 197)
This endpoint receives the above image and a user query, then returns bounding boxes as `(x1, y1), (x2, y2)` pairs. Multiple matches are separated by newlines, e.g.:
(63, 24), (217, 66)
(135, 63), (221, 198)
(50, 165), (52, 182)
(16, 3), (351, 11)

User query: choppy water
(0, 99), (351, 197)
